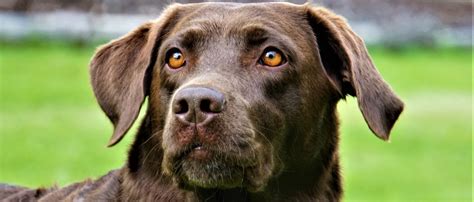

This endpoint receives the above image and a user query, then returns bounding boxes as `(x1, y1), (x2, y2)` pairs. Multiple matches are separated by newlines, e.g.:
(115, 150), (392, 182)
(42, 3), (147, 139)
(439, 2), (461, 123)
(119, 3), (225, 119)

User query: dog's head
(90, 3), (403, 192)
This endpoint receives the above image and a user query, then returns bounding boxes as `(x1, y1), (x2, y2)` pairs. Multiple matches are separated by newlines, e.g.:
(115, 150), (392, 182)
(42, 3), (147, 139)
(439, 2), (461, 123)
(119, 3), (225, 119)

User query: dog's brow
(176, 20), (222, 49)
(240, 25), (269, 46)
(178, 28), (207, 49)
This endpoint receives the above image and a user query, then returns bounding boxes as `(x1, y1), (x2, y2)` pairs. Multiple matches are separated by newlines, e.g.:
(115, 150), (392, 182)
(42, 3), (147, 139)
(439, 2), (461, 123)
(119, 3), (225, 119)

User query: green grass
(0, 41), (471, 201)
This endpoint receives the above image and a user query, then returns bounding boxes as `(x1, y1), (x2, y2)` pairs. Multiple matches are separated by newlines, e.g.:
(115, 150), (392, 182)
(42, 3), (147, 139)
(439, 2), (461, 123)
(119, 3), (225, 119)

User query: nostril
(200, 98), (224, 113)
(199, 99), (212, 113)
(175, 99), (189, 114)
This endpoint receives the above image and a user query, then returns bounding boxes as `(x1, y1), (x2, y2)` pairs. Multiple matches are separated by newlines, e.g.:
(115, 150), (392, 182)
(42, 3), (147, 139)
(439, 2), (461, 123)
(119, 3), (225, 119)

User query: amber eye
(259, 48), (285, 67)
(166, 48), (186, 69)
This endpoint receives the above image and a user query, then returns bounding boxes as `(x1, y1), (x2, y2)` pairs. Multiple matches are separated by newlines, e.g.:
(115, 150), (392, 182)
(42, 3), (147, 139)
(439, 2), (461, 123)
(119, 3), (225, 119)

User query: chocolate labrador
(0, 2), (403, 201)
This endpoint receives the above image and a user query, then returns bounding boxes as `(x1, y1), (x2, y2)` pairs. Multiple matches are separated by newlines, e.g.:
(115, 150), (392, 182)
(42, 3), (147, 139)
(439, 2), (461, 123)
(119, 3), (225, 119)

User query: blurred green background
(0, 0), (472, 201)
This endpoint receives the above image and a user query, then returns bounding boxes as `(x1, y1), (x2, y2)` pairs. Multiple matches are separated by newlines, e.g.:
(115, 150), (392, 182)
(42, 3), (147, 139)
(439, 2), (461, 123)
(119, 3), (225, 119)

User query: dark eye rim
(165, 47), (186, 69)
(258, 47), (287, 67)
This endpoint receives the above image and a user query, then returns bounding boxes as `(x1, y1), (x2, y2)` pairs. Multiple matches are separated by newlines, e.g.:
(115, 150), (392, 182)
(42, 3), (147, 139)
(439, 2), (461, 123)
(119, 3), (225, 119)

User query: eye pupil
(266, 51), (275, 59)
(173, 52), (182, 59)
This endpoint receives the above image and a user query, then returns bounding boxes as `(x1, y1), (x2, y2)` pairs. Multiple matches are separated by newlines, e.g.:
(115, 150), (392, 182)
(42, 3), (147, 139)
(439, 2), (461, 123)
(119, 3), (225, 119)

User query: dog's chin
(164, 147), (271, 192)
(178, 159), (245, 190)
(176, 160), (271, 193)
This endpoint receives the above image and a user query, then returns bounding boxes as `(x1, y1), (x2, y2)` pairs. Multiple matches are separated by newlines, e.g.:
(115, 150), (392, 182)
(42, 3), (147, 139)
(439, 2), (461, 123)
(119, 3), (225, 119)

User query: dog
(0, 2), (403, 201)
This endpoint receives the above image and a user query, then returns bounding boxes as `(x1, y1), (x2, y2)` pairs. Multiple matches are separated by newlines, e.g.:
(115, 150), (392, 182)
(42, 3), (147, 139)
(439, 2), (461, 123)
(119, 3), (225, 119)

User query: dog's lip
(191, 142), (203, 150)
(170, 135), (259, 166)
(186, 143), (210, 160)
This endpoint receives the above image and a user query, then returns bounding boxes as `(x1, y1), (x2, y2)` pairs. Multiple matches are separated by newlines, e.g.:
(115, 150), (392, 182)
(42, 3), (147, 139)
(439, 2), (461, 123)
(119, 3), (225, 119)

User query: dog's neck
(121, 104), (341, 201)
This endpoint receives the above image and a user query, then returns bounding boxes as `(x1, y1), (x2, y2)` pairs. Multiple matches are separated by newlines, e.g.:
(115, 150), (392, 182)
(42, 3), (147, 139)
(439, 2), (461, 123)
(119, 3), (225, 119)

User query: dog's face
(157, 3), (331, 191)
(90, 3), (403, 192)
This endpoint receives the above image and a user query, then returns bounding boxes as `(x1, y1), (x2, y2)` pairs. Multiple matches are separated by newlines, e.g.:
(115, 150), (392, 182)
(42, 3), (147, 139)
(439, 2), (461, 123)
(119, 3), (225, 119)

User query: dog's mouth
(172, 143), (245, 189)
(163, 136), (269, 191)
(186, 143), (211, 160)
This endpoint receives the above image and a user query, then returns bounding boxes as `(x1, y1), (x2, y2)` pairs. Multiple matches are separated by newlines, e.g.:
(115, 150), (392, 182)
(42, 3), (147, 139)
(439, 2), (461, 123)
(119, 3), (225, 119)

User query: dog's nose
(172, 87), (225, 125)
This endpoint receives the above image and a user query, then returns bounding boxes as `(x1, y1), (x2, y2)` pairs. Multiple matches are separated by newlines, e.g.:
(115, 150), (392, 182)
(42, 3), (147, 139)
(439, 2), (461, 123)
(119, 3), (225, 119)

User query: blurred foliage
(0, 40), (472, 201)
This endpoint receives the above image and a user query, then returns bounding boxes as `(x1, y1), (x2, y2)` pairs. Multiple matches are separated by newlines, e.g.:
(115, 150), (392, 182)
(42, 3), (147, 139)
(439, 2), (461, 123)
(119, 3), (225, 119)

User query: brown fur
(0, 2), (403, 202)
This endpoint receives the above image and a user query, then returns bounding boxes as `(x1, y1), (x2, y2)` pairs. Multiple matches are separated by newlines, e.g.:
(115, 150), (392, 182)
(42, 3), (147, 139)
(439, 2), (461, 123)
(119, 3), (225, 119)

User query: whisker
(140, 128), (163, 146)
(140, 128), (164, 167)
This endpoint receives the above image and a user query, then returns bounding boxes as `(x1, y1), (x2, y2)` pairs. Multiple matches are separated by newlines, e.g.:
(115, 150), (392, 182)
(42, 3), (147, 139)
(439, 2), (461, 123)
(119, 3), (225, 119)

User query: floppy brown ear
(306, 6), (404, 140)
(90, 5), (181, 147)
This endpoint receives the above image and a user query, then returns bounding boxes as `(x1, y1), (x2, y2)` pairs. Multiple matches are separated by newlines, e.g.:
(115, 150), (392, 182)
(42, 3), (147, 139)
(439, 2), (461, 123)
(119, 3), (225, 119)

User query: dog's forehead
(172, 2), (305, 36)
